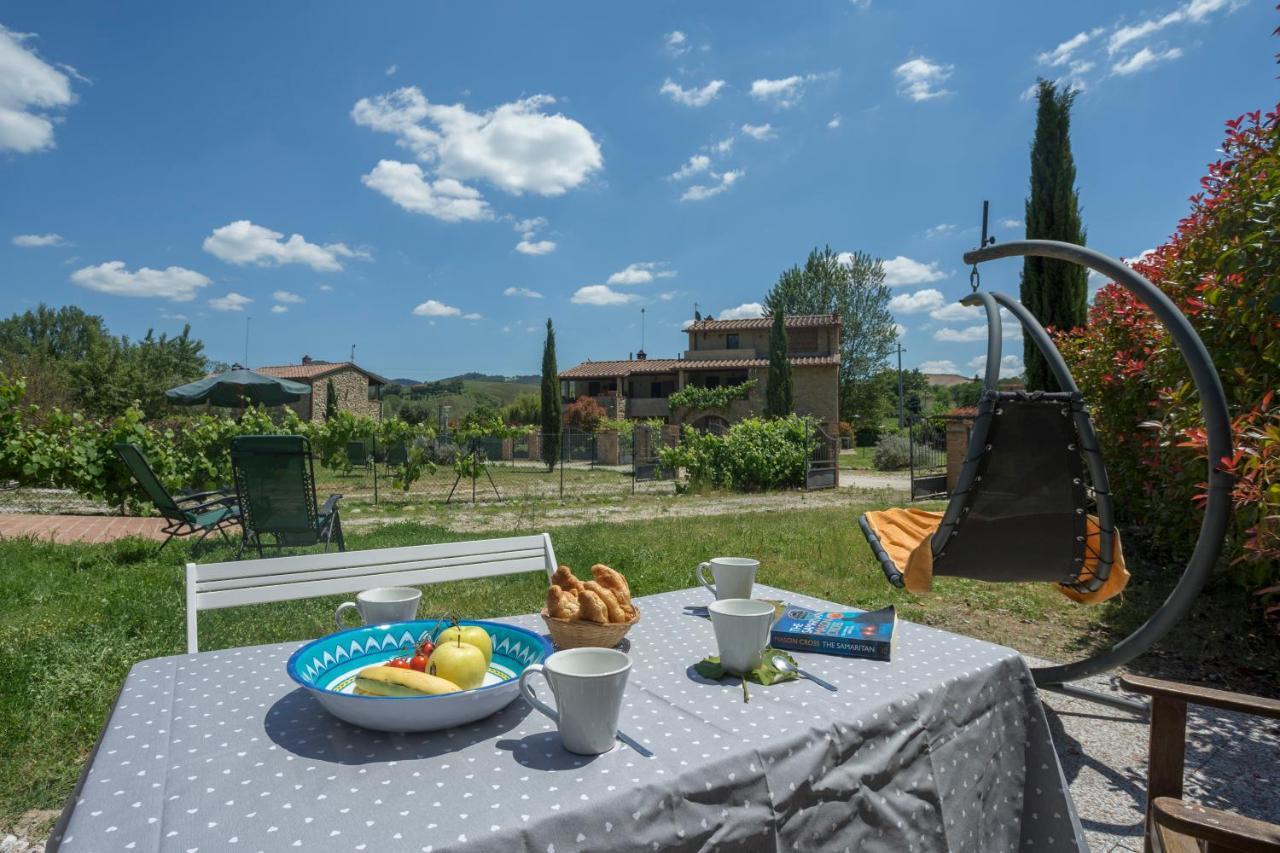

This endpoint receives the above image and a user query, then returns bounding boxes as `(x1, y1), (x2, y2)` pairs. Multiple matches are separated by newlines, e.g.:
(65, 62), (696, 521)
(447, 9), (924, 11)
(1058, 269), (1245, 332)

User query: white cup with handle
(709, 598), (776, 675)
(334, 586), (422, 632)
(697, 557), (759, 600)
(519, 648), (632, 755)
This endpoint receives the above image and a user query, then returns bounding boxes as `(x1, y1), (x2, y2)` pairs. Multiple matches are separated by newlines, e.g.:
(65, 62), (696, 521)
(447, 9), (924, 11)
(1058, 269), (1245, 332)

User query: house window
(789, 329), (820, 353)
(587, 381), (601, 397)
(650, 381), (663, 398)
(726, 333), (739, 350)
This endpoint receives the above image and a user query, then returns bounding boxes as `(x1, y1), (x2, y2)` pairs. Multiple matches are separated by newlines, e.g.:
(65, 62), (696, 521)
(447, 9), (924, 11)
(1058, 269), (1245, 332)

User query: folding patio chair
(345, 440), (372, 472)
(114, 443), (240, 551)
(230, 435), (344, 559)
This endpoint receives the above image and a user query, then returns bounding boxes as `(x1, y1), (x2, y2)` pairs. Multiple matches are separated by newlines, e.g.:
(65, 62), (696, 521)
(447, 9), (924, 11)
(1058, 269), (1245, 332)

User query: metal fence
(805, 425), (839, 490)
(908, 416), (949, 500)
(314, 429), (679, 505)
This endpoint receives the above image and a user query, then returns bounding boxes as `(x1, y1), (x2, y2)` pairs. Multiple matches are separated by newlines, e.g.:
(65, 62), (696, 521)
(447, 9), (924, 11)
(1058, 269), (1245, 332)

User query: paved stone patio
(0, 513), (167, 544)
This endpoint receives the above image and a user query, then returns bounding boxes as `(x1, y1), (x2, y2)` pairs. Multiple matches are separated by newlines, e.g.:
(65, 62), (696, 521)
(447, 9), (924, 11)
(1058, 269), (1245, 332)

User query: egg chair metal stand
(860, 237), (1233, 714)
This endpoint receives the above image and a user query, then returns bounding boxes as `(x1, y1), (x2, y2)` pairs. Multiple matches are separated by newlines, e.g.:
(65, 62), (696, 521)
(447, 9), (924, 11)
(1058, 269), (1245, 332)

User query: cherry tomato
(387, 657), (411, 669)
(409, 653), (430, 672)
(416, 640), (434, 658)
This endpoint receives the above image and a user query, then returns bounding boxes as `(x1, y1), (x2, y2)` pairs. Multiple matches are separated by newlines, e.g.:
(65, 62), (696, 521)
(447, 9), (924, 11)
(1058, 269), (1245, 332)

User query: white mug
(519, 648), (632, 755)
(709, 598), (776, 675)
(697, 557), (759, 600)
(334, 586), (422, 631)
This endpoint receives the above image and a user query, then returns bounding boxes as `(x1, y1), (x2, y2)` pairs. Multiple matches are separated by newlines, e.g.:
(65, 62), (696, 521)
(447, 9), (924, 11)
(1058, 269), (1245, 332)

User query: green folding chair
(345, 440), (372, 472)
(230, 435), (344, 559)
(113, 443), (240, 551)
(384, 442), (408, 468)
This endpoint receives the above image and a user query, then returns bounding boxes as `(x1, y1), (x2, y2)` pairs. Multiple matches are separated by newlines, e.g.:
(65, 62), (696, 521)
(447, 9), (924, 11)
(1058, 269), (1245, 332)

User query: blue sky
(1, 1), (1272, 381)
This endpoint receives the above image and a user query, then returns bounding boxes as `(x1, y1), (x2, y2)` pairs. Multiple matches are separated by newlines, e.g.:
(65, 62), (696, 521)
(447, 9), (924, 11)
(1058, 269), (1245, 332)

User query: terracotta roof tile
(255, 361), (388, 384)
(559, 354), (838, 379)
(684, 313), (839, 332)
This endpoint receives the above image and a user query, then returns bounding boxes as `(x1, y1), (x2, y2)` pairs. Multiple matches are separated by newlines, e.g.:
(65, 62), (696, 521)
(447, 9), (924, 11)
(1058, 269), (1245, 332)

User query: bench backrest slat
(185, 533), (557, 653)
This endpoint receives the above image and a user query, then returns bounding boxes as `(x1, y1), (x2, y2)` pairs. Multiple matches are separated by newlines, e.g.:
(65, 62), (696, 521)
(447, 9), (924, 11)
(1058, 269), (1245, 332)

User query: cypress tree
(324, 377), (338, 420)
(539, 318), (561, 471)
(765, 310), (793, 417)
(1021, 79), (1088, 392)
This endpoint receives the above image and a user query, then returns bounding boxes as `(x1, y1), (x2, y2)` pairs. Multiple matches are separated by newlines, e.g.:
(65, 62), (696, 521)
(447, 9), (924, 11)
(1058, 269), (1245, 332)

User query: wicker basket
(541, 608), (641, 650)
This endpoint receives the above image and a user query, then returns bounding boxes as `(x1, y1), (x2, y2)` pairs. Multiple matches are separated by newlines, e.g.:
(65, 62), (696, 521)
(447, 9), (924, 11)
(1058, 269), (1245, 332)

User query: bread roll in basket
(541, 564), (641, 649)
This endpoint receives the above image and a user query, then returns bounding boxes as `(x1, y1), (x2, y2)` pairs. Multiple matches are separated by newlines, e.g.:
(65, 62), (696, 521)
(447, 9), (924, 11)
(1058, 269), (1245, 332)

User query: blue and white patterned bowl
(286, 619), (552, 733)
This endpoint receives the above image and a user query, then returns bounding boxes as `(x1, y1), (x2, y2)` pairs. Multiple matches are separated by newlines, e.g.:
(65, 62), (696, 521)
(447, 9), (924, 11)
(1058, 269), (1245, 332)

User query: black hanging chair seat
(860, 288), (1133, 605)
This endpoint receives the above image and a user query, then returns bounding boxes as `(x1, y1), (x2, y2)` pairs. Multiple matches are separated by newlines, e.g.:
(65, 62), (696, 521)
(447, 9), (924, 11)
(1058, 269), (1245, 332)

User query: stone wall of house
(752, 363), (839, 432)
(306, 368), (381, 422)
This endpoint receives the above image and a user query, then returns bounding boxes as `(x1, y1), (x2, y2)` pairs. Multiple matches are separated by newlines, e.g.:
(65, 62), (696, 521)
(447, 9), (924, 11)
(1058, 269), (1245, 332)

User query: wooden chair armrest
(1153, 797), (1280, 853)
(1120, 674), (1280, 720)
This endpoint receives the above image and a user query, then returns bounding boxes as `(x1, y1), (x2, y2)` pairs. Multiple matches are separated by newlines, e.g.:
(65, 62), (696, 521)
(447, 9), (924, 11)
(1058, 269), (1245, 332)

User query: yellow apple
(428, 639), (487, 690)
(437, 625), (493, 666)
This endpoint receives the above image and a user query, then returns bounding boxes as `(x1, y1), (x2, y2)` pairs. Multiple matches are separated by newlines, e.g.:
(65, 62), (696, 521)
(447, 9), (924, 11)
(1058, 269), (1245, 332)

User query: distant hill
(388, 377), (420, 387)
(443, 372), (540, 385)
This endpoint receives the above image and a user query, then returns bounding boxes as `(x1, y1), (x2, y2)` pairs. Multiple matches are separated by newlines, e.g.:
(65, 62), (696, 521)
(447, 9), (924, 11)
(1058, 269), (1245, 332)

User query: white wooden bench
(185, 533), (558, 653)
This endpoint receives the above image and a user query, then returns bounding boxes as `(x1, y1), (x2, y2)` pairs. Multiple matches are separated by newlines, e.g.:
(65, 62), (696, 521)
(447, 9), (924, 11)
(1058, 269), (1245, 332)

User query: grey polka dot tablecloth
(54, 585), (1086, 852)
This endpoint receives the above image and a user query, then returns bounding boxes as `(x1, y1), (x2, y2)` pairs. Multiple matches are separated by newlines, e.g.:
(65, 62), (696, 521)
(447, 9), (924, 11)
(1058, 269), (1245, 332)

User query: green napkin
(694, 648), (798, 703)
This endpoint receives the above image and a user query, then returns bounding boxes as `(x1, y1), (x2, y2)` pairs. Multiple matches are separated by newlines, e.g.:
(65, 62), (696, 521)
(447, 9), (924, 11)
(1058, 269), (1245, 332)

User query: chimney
(301, 355), (312, 364)
(636, 350), (647, 361)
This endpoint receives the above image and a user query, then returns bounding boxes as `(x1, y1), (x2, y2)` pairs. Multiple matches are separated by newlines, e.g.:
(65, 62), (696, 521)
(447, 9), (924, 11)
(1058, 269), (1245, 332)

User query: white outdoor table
(52, 585), (1086, 851)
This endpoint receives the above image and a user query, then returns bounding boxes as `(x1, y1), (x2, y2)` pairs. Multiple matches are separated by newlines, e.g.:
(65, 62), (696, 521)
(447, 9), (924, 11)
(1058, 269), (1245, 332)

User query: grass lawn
(1, 501), (1274, 831)
(839, 446), (876, 470)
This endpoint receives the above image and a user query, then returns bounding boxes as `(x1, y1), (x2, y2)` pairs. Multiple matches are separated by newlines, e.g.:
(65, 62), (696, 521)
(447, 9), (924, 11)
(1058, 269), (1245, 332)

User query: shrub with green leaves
(872, 433), (923, 471)
(660, 415), (816, 491)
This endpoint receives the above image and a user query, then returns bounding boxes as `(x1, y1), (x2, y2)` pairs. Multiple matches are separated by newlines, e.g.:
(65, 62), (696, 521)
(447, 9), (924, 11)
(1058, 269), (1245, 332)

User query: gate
(805, 425), (839, 490)
(632, 423), (671, 484)
(908, 415), (949, 500)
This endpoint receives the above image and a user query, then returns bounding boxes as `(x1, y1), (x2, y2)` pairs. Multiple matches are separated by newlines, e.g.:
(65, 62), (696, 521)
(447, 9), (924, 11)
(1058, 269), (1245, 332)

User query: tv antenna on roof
(350, 344), (356, 362)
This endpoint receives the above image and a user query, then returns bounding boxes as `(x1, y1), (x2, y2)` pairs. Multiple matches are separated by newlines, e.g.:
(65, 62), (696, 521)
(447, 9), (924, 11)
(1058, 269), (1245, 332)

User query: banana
(354, 665), (461, 697)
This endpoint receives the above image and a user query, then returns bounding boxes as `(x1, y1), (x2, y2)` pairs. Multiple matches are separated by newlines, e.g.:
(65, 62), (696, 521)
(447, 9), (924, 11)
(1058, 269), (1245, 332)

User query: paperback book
(770, 604), (898, 661)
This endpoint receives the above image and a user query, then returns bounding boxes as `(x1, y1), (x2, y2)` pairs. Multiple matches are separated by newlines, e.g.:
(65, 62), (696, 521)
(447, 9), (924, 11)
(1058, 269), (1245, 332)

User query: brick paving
(0, 513), (168, 545)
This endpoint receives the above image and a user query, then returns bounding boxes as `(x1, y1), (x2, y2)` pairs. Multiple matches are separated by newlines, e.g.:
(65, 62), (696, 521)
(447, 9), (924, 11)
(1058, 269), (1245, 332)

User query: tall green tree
(1021, 79), (1088, 391)
(325, 378), (339, 420)
(539, 318), (562, 471)
(764, 309), (793, 417)
(763, 246), (895, 422)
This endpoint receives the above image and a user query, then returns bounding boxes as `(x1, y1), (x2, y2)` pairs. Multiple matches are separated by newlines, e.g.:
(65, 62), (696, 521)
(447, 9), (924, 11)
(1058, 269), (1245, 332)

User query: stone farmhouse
(256, 356), (386, 422)
(560, 314), (840, 433)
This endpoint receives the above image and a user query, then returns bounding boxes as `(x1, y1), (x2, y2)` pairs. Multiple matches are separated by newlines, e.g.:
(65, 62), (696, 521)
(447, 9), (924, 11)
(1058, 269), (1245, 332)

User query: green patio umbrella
(165, 367), (311, 408)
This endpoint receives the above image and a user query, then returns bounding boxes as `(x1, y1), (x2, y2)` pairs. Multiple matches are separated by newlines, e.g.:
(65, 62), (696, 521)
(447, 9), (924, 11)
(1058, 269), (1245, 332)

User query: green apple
(437, 625), (493, 666)
(428, 640), (487, 690)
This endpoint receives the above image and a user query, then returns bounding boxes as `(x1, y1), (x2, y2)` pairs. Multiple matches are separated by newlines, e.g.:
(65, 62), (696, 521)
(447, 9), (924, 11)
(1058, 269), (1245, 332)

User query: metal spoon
(766, 652), (838, 692)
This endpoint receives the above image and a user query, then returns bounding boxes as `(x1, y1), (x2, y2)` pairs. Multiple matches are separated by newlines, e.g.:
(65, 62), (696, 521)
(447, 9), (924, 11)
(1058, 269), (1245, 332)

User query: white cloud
(12, 233), (65, 247)
(749, 74), (828, 108)
(1109, 11), (1185, 55)
(680, 169), (743, 202)
(352, 88), (602, 197)
(718, 302), (765, 320)
(271, 305), (288, 314)
(680, 318), (696, 331)
(272, 290), (303, 304)
(412, 299), (462, 317)
(850, 0), (871, 7)
(999, 218), (1023, 229)
(209, 292), (252, 312)
(889, 288), (946, 315)
(893, 323), (906, 337)
(934, 320), (1021, 342)
(202, 220), (366, 272)
(159, 311), (187, 321)
(711, 137), (734, 154)
(929, 301), (980, 323)
(384, 64), (397, 76)
(361, 159), (494, 222)
(827, 114), (842, 129)
(894, 57), (953, 102)
(880, 255), (947, 287)
(571, 284), (637, 306)
(658, 291), (676, 301)
(969, 354), (1025, 378)
(1112, 46), (1183, 75)
(504, 286), (544, 299)
(607, 262), (676, 286)
(660, 78), (725, 108)
(664, 30), (690, 56)
(670, 154), (711, 181)
(0, 26), (77, 153)
(70, 261), (211, 302)
(925, 223), (955, 239)
(318, 284), (335, 292)
(462, 312), (483, 320)
(740, 123), (775, 140)
(1038, 29), (1103, 67)
(513, 216), (556, 255)
(918, 360), (959, 374)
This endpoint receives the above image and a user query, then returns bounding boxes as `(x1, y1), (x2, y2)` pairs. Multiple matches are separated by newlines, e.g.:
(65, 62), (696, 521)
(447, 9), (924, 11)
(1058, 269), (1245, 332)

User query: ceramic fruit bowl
(286, 619), (551, 733)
